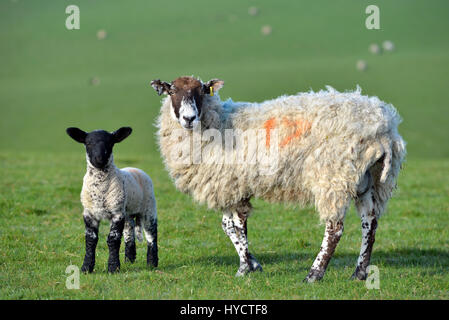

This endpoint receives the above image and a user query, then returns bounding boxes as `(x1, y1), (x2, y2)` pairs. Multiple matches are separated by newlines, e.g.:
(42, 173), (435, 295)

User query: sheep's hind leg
(124, 217), (136, 263)
(222, 210), (262, 277)
(352, 172), (378, 280)
(304, 220), (344, 283)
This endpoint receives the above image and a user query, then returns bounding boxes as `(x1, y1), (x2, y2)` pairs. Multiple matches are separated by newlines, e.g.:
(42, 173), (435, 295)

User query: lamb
(150, 76), (406, 282)
(66, 127), (158, 273)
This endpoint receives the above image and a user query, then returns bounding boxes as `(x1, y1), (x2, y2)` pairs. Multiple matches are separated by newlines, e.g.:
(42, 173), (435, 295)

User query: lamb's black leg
(124, 217), (136, 263)
(144, 216), (158, 268)
(107, 215), (125, 273)
(81, 214), (99, 273)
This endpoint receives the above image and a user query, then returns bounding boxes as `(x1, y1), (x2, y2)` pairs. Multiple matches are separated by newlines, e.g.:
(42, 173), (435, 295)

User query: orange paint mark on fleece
(279, 117), (311, 148)
(263, 117), (311, 148)
(263, 117), (276, 148)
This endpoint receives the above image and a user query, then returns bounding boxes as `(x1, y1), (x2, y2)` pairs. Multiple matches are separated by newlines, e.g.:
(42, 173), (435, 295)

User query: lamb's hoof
(125, 244), (136, 263)
(351, 267), (367, 281)
(108, 263), (120, 273)
(124, 256), (136, 263)
(81, 263), (94, 273)
(147, 243), (158, 268)
(303, 269), (324, 283)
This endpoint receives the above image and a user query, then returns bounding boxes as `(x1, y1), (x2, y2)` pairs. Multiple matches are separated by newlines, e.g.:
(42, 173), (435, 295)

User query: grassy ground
(0, 0), (448, 299)
(0, 153), (448, 299)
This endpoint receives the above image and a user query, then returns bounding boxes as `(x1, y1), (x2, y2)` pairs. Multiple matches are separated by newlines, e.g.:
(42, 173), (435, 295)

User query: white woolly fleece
(156, 86), (406, 222)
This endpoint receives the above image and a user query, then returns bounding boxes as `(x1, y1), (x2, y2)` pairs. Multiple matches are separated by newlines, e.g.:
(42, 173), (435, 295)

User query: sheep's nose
(183, 115), (195, 124)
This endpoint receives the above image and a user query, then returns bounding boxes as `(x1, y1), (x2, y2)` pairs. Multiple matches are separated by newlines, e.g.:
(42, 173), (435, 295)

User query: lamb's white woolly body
(81, 156), (157, 235)
(157, 86), (406, 223)
(68, 126), (159, 273)
(79, 155), (158, 272)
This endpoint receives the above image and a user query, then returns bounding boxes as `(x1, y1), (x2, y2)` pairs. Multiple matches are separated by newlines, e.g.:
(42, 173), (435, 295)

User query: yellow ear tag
(210, 87), (214, 96)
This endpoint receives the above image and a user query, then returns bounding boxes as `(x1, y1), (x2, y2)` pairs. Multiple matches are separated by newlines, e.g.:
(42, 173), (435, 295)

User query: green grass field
(0, 0), (448, 299)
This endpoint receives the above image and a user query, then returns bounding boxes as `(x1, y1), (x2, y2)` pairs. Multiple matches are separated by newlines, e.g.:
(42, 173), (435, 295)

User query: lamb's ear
(112, 127), (132, 143)
(204, 79), (224, 95)
(150, 79), (172, 96)
(66, 127), (87, 144)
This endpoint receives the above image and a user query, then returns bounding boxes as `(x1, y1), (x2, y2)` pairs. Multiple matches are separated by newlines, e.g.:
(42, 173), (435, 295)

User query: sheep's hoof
(235, 262), (263, 277)
(303, 269), (324, 283)
(252, 263), (263, 272)
(249, 254), (263, 272)
(350, 267), (367, 281)
(235, 265), (251, 277)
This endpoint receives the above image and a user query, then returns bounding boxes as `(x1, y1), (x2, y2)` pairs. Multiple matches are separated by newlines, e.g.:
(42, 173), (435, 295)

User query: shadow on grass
(116, 248), (449, 277)
(156, 248), (449, 274)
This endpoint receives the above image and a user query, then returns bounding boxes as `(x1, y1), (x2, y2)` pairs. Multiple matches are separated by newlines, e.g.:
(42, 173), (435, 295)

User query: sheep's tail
(379, 132), (406, 184)
(135, 216), (144, 242)
(379, 136), (392, 183)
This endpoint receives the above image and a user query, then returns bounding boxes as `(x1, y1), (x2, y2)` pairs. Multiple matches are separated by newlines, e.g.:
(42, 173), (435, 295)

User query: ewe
(150, 76), (405, 282)
(67, 127), (158, 273)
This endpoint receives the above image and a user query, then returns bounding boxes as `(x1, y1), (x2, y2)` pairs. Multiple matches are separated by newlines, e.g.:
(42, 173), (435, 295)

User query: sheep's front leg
(81, 213), (99, 273)
(107, 214), (125, 273)
(304, 220), (344, 283)
(222, 211), (262, 277)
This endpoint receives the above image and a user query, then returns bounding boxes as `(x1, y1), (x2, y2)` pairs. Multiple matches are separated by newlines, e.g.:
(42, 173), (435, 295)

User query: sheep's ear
(150, 79), (172, 96)
(112, 127), (132, 143)
(204, 79), (224, 95)
(66, 127), (87, 144)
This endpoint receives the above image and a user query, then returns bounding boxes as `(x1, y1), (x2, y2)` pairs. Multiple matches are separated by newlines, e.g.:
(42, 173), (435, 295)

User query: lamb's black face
(85, 131), (115, 168)
(66, 127), (132, 169)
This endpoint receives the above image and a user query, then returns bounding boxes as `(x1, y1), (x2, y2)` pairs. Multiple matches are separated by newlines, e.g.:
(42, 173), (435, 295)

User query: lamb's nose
(183, 115), (195, 124)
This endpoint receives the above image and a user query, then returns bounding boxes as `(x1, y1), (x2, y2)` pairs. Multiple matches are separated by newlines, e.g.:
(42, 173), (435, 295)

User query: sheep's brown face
(151, 76), (224, 130)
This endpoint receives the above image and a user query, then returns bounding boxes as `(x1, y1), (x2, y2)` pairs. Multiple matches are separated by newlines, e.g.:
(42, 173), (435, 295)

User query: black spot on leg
(352, 217), (378, 280)
(306, 220), (344, 282)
